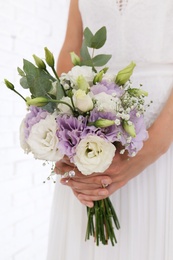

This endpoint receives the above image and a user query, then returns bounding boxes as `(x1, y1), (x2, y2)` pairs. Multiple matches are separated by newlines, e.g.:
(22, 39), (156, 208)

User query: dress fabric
(46, 1), (173, 259)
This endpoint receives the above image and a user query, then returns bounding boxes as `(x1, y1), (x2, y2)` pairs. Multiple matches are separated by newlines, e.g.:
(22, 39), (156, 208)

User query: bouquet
(4, 26), (149, 246)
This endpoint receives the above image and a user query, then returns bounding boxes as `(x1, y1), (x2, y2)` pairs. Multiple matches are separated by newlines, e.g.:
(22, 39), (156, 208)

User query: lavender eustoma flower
(126, 110), (148, 155)
(56, 115), (88, 158)
(91, 80), (124, 97)
(87, 109), (121, 142)
(24, 106), (49, 139)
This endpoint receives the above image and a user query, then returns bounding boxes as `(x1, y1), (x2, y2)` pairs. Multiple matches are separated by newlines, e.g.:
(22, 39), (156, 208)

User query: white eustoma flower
(67, 66), (95, 88)
(57, 96), (73, 115)
(94, 92), (122, 114)
(73, 135), (116, 175)
(73, 89), (93, 112)
(26, 114), (64, 161)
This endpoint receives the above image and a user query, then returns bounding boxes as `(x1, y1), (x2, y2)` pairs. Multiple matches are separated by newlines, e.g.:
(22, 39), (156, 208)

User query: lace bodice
(79, 0), (173, 69)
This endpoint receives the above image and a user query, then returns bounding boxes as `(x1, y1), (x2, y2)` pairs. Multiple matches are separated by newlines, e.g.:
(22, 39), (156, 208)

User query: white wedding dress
(46, 1), (173, 259)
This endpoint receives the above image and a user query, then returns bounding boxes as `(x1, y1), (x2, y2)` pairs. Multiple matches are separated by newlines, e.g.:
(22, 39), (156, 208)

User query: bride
(47, 0), (173, 259)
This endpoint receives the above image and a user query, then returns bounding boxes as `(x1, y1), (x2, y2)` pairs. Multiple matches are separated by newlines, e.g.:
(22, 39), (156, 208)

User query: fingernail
(60, 179), (68, 185)
(83, 201), (93, 208)
(101, 179), (110, 186)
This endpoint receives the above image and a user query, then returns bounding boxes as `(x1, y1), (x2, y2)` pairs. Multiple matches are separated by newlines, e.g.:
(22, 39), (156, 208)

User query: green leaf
(22, 59), (55, 97)
(80, 59), (94, 67)
(55, 81), (64, 100)
(91, 26), (107, 49)
(83, 27), (94, 47)
(80, 39), (91, 61)
(17, 67), (25, 77)
(83, 26), (107, 49)
(20, 76), (29, 89)
(42, 102), (56, 113)
(92, 54), (112, 67)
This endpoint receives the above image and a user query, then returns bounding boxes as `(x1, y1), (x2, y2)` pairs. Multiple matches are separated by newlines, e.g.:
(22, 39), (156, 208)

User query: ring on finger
(102, 183), (109, 188)
(61, 169), (76, 180)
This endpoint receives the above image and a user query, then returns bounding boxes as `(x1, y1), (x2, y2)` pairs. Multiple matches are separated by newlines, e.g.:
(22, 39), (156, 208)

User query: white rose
(73, 135), (116, 175)
(57, 96), (73, 115)
(94, 92), (121, 113)
(73, 89), (93, 112)
(19, 119), (31, 153)
(67, 66), (95, 87)
(26, 114), (64, 161)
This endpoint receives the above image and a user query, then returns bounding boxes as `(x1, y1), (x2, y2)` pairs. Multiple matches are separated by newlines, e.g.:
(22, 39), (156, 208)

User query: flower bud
(115, 62), (136, 86)
(128, 88), (148, 97)
(70, 52), (81, 65)
(76, 75), (90, 92)
(26, 97), (48, 107)
(73, 89), (93, 112)
(44, 47), (55, 68)
(4, 79), (14, 90)
(123, 120), (136, 137)
(33, 54), (46, 70)
(93, 70), (104, 84)
(91, 119), (115, 128)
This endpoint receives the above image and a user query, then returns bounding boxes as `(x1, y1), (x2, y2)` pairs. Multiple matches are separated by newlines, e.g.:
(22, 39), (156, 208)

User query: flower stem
(51, 67), (60, 81)
(13, 89), (26, 102)
(85, 197), (120, 246)
(47, 99), (75, 114)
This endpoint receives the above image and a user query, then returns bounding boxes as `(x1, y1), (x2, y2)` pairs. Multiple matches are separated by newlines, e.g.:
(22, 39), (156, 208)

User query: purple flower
(56, 115), (88, 157)
(87, 109), (121, 142)
(24, 106), (49, 139)
(117, 110), (148, 156)
(126, 110), (148, 155)
(91, 80), (124, 97)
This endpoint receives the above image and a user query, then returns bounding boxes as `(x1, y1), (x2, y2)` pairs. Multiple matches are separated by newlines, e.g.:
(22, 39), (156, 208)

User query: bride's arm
(56, 0), (83, 75)
(58, 88), (173, 207)
(55, 0), (173, 208)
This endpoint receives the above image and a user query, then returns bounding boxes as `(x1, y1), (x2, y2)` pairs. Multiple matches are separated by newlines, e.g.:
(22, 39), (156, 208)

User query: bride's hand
(54, 157), (112, 208)
(56, 147), (149, 208)
(55, 118), (172, 207)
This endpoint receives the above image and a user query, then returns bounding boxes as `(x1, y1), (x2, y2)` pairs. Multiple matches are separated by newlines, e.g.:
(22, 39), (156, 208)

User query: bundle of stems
(85, 197), (120, 246)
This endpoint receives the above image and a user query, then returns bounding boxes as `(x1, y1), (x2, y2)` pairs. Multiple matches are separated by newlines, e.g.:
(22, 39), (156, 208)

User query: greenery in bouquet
(4, 26), (149, 246)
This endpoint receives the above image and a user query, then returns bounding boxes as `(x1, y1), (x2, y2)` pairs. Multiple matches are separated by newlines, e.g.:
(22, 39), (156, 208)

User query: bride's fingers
(77, 189), (109, 202)
(73, 190), (94, 208)
(61, 179), (99, 190)
(73, 189), (109, 207)
(72, 182), (123, 205)
(60, 174), (112, 187)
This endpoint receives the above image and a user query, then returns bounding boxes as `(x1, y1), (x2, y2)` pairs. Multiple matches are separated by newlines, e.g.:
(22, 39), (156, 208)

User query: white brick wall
(0, 0), (69, 259)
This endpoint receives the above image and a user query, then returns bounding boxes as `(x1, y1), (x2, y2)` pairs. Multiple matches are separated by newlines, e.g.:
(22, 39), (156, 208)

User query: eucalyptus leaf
(80, 39), (91, 61)
(55, 81), (65, 100)
(17, 67), (25, 77)
(91, 26), (107, 49)
(22, 59), (55, 97)
(80, 59), (94, 67)
(83, 27), (94, 47)
(92, 54), (112, 67)
(41, 102), (56, 113)
(20, 76), (29, 89)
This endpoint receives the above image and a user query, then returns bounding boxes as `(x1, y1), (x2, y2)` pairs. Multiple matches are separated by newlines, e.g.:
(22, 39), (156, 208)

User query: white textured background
(0, 0), (69, 259)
